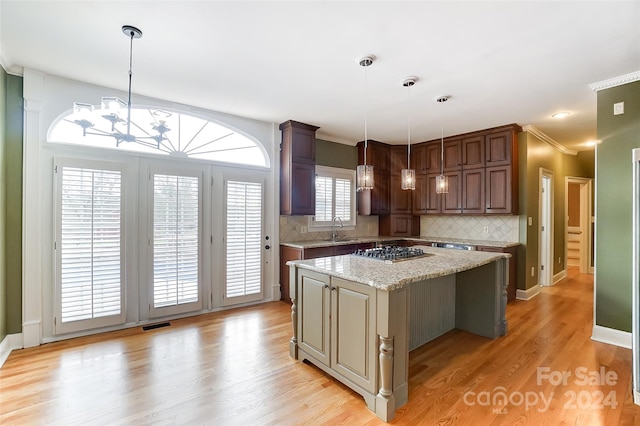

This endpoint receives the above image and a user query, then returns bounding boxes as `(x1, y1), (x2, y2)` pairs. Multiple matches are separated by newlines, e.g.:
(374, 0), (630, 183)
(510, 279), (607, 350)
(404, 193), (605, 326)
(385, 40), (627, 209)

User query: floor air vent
(142, 322), (171, 331)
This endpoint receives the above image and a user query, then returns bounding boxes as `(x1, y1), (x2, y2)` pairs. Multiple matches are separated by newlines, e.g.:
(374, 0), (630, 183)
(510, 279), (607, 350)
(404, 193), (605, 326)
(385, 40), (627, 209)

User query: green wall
(0, 73), (23, 338)
(0, 67), (6, 341)
(595, 80), (640, 332)
(518, 132), (595, 291)
(316, 138), (357, 169)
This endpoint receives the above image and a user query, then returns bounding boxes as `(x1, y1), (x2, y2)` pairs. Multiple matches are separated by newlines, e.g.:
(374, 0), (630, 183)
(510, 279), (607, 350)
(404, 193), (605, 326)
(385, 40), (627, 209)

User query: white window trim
(308, 165), (357, 231)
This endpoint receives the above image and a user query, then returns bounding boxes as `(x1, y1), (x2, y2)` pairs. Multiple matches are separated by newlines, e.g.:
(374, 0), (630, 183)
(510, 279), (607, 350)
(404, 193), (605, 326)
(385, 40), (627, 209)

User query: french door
(222, 174), (266, 305)
(148, 167), (203, 317)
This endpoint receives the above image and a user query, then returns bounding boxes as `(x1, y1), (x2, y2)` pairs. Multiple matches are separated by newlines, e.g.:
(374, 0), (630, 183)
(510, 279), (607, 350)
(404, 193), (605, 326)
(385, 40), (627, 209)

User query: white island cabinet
(288, 246), (509, 422)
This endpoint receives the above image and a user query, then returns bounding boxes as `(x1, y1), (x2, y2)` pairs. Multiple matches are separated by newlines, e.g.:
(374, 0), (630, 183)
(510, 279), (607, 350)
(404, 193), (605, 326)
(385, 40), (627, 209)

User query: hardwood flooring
(2, 268), (640, 425)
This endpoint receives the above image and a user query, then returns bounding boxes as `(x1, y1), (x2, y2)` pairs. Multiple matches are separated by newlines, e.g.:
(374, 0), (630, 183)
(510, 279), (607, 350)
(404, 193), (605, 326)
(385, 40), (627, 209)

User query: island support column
(289, 265), (298, 359)
(375, 287), (409, 421)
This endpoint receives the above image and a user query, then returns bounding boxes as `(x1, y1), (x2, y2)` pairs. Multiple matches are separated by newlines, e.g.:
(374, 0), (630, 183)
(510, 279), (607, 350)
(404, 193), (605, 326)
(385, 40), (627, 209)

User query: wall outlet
(483, 226), (489, 233)
(614, 102), (624, 115)
(528, 217), (532, 226)
(300, 226), (307, 233)
(531, 266), (535, 277)
(558, 257), (561, 264)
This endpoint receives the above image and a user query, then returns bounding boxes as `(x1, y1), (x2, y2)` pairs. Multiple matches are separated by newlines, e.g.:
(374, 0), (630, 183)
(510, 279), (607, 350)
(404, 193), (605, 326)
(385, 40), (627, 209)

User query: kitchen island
(287, 246), (509, 421)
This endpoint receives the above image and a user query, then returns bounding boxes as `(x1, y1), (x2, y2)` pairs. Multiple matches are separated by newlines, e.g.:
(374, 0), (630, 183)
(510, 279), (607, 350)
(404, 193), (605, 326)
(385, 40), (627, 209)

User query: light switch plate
(614, 102), (624, 115)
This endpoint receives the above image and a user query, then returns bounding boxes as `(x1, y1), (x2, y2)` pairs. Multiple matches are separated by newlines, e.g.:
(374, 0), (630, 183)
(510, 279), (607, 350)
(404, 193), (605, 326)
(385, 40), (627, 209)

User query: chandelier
(71, 25), (169, 149)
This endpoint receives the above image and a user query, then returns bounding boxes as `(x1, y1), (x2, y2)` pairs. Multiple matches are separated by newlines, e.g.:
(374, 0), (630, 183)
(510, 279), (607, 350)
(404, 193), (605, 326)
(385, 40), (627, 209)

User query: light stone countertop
(287, 245), (510, 291)
(281, 236), (519, 249)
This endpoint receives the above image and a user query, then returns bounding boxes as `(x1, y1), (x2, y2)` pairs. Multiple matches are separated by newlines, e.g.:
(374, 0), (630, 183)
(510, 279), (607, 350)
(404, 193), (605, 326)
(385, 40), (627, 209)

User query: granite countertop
(281, 236), (519, 249)
(287, 245), (509, 291)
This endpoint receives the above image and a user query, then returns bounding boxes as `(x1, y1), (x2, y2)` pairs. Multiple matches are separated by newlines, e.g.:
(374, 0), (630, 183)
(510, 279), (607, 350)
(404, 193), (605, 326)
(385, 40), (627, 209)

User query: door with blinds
(149, 169), (203, 317)
(223, 177), (265, 305)
(54, 159), (125, 334)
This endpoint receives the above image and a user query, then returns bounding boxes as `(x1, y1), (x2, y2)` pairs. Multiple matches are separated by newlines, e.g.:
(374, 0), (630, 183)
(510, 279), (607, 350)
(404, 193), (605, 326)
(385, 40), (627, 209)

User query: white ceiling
(1, 1), (639, 152)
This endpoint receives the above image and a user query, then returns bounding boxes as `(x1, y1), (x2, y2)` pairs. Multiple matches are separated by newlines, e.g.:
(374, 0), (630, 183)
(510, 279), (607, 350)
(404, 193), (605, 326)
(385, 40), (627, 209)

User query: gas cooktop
(352, 246), (433, 263)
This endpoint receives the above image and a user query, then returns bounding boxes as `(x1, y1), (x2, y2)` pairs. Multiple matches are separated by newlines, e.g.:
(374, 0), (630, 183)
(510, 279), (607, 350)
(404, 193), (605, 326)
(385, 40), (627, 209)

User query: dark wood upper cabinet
(462, 135), (485, 169)
(279, 120), (319, 215)
(425, 141), (441, 174)
(390, 145), (408, 175)
(411, 143), (429, 174)
(441, 171), (463, 214)
(443, 139), (462, 171)
(390, 174), (412, 213)
(357, 141), (390, 216)
(462, 168), (485, 214)
(486, 165), (517, 214)
(486, 129), (514, 166)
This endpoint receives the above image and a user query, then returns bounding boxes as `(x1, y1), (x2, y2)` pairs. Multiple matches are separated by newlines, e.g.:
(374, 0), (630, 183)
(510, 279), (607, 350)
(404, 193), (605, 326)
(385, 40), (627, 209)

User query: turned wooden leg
(376, 335), (396, 421)
(289, 296), (298, 359)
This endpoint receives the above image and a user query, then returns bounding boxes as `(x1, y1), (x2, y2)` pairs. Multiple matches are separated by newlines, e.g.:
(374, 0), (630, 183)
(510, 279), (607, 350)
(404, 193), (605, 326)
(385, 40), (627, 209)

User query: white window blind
(225, 180), (263, 301)
(153, 174), (200, 308)
(310, 166), (356, 229)
(58, 165), (123, 326)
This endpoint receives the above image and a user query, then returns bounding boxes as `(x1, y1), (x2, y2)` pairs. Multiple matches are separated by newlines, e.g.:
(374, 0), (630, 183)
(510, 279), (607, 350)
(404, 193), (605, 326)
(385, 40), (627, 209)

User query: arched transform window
(48, 105), (269, 167)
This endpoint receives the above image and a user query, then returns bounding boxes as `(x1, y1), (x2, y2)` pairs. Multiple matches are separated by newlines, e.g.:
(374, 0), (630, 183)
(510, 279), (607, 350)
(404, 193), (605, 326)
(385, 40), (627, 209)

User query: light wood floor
(2, 268), (640, 425)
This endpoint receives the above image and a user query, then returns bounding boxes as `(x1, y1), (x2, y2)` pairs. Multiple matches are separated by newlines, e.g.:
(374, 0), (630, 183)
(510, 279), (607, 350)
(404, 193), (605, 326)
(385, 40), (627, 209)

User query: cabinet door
(331, 277), (378, 393)
(485, 130), (513, 166)
(486, 165), (513, 214)
(371, 171), (390, 215)
(390, 174), (412, 213)
(304, 246), (334, 259)
(290, 162), (316, 215)
(390, 146), (408, 175)
(370, 143), (390, 174)
(443, 139), (462, 171)
(441, 171), (462, 214)
(380, 214), (419, 237)
(412, 174), (428, 214)
(298, 270), (331, 366)
(411, 144), (428, 174)
(425, 142), (441, 174)
(478, 246), (517, 302)
(291, 127), (316, 163)
(462, 135), (485, 169)
(462, 168), (485, 214)
(425, 174), (441, 213)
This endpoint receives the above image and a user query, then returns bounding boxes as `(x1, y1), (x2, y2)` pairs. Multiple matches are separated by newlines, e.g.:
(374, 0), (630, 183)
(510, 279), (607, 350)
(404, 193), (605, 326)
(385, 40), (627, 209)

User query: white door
(223, 175), (266, 305)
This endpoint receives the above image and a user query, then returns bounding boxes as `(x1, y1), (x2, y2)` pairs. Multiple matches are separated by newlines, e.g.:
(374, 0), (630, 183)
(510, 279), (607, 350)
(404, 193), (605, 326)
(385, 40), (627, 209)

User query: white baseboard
(635, 390), (640, 405)
(591, 325), (632, 349)
(22, 320), (41, 348)
(553, 270), (567, 285)
(516, 285), (541, 301)
(0, 333), (24, 368)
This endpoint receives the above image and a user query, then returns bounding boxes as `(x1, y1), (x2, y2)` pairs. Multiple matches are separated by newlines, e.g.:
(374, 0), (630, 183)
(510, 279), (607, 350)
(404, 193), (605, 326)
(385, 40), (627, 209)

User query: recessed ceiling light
(552, 111), (570, 119)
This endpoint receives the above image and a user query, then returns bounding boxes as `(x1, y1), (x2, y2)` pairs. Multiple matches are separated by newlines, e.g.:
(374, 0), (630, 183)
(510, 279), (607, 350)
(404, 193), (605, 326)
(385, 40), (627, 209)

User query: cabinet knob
(324, 284), (329, 289)
(331, 287), (337, 291)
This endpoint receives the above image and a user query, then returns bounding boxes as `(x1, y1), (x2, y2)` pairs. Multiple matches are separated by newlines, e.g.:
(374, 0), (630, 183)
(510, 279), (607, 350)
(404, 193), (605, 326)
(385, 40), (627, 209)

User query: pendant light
(435, 95), (450, 194)
(401, 77), (417, 190)
(356, 56), (375, 192)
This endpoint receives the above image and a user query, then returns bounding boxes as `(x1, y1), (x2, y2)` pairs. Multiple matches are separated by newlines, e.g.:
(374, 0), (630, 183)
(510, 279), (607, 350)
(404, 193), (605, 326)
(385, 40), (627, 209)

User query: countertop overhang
(287, 245), (510, 291)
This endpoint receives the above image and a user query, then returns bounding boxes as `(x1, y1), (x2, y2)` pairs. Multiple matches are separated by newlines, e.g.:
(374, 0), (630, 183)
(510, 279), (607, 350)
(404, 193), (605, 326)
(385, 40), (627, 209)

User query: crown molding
(522, 125), (578, 156)
(589, 70), (640, 92)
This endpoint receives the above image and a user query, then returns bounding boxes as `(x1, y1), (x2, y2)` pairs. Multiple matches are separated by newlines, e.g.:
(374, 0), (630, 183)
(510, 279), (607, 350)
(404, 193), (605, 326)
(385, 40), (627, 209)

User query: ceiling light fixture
(585, 140), (596, 147)
(401, 77), (417, 190)
(356, 55), (375, 192)
(71, 25), (170, 148)
(435, 95), (450, 194)
(552, 111), (571, 119)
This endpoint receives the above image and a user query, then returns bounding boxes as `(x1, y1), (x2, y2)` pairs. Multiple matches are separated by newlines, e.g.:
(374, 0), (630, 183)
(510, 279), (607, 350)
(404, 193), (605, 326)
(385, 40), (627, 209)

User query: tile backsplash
(279, 215), (379, 242)
(420, 215), (520, 242)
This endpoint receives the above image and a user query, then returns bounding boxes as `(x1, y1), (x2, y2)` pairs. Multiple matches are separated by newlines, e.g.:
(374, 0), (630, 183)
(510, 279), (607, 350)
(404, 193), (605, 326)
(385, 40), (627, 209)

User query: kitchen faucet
(331, 216), (344, 241)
